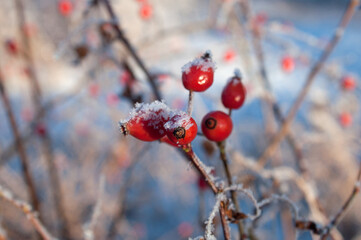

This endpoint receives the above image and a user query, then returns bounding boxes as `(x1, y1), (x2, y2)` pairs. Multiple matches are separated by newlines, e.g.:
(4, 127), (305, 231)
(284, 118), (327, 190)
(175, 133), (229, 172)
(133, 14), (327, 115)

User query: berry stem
(228, 108), (232, 117)
(257, 0), (359, 167)
(217, 141), (245, 239)
(187, 90), (194, 115)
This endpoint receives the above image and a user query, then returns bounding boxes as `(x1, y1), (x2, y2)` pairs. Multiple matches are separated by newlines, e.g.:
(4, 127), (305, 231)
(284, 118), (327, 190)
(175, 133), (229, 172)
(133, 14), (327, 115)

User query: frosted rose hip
(164, 113), (197, 145)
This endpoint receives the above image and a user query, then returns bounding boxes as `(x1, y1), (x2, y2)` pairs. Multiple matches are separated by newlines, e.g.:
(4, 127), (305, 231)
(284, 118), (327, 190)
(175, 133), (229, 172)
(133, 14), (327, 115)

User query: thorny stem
(14, 0), (70, 238)
(320, 163), (361, 239)
(257, 0), (360, 167)
(217, 141), (245, 239)
(0, 72), (40, 221)
(238, 0), (306, 175)
(187, 90), (194, 115)
(101, 0), (162, 101)
(0, 185), (56, 240)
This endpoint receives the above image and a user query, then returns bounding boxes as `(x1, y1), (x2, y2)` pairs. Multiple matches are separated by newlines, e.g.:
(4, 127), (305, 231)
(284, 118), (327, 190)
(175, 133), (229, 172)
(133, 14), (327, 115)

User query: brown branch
(0, 185), (55, 240)
(257, 0), (360, 166)
(219, 201), (231, 240)
(100, 0), (162, 100)
(320, 162), (361, 239)
(0, 73), (40, 217)
(238, 0), (306, 174)
(217, 141), (245, 239)
(14, 0), (71, 237)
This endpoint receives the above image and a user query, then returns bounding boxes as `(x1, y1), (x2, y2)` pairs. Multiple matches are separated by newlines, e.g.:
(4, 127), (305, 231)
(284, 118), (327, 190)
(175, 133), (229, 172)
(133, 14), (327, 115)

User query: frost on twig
(83, 175), (106, 240)
(0, 220), (7, 240)
(0, 184), (57, 240)
(204, 193), (225, 240)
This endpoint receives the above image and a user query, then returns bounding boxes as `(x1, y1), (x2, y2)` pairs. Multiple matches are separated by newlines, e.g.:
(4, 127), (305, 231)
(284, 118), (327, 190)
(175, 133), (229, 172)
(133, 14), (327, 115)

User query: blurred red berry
(58, 0), (73, 16)
(119, 101), (170, 142)
(89, 83), (99, 97)
(341, 75), (356, 91)
(254, 12), (268, 26)
(23, 23), (37, 37)
(5, 39), (18, 56)
(222, 71), (246, 109)
(198, 176), (208, 191)
(182, 51), (215, 92)
(36, 123), (47, 137)
(339, 112), (352, 127)
(139, 3), (153, 20)
(177, 222), (193, 238)
(223, 49), (236, 63)
(164, 113), (198, 145)
(106, 93), (119, 106)
(202, 111), (233, 142)
(281, 55), (295, 73)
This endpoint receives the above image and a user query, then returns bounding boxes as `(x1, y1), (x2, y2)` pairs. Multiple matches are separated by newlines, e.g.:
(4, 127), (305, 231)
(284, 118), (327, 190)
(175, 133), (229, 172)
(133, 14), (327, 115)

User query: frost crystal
(164, 111), (194, 130)
(181, 50), (217, 74)
(119, 100), (172, 128)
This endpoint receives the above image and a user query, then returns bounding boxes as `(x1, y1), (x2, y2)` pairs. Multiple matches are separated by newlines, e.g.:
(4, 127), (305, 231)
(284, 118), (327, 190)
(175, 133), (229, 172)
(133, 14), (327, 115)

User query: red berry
(223, 49), (236, 63)
(182, 51), (216, 92)
(120, 101), (170, 141)
(58, 0), (73, 16)
(222, 71), (246, 109)
(177, 222), (193, 238)
(164, 113), (198, 145)
(339, 112), (352, 127)
(341, 75), (356, 91)
(281, 55), (295, 73)
(89, 83), (99, 97)
(201, 111), (233, 142)
(160, 135), (181, 147)
(5, 39), (18, 55)
(106, 93), (119, 106)
(36, 123), (47, 137)
(139, 4), (153, 20)
(197, 176), (208, 191)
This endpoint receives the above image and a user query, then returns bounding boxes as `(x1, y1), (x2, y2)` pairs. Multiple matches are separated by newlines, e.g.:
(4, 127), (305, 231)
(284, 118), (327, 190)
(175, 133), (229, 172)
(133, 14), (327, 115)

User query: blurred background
(0, 0), (360, 239)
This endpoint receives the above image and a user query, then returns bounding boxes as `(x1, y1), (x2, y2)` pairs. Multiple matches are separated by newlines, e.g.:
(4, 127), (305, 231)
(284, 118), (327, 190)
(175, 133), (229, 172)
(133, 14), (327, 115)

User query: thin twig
(100, 0), (162, 100)
(257, 0), (360, 166)
(14, 0), (71, 237)
(217, 141), (245, 238)
(83, 175), (106, 240)
(238, 0), (306, 174)
(0, 184), (57, 240)
(219, 201), (231, 240)
(0, 73), (40, 217)
(187, 90), (194, 115)
(320, 162), (361, 239)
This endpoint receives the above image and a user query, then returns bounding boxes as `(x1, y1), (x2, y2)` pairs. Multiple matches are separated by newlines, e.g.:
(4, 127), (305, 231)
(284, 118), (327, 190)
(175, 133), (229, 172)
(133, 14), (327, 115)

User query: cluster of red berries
(119, 51), (247, 146)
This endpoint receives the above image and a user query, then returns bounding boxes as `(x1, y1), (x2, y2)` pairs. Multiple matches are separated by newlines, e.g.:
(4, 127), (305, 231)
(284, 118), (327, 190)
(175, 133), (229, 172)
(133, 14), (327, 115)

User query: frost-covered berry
(181, 51), (216, 92)
(160, 135), (181, 147)
(201, 111), (232, 142)
(164, 112), (197, 145)
(119, 101), (171, 141)
(222, 69), (246, 109)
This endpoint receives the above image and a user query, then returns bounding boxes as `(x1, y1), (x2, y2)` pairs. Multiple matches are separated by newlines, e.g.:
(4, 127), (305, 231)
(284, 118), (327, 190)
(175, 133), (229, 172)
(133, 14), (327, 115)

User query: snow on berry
(181, 50), (216, 74)
(164, 111), (197, 145)
(181, 51), (216, 92)
(119, 100), (171, 141)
